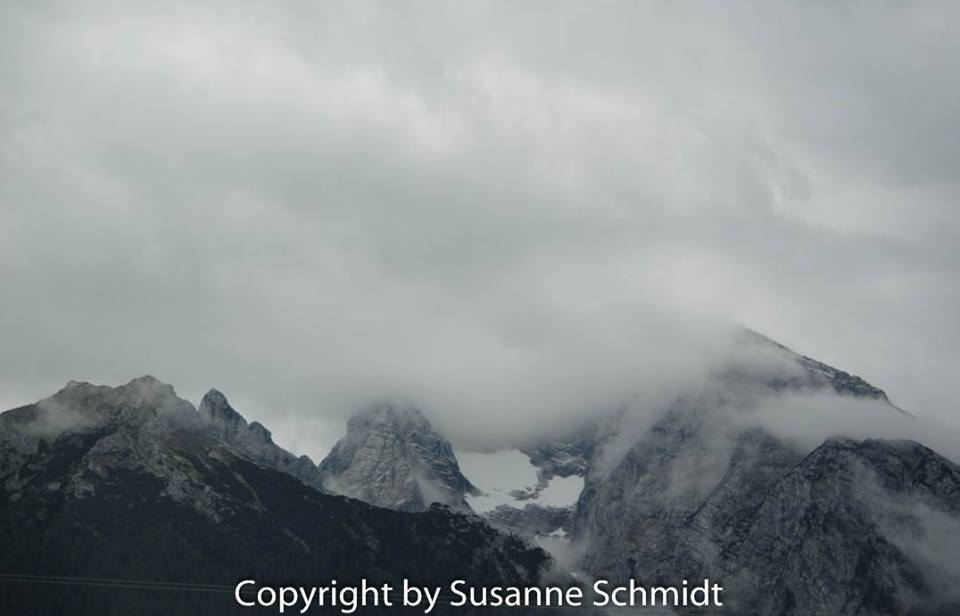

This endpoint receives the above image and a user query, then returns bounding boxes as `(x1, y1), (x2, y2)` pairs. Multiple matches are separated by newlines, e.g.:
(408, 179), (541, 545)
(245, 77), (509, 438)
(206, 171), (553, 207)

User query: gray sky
(2, 1), (958, 459)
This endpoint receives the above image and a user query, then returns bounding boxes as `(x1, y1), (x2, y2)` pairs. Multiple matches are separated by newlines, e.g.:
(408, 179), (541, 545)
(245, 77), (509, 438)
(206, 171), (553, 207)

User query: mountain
(717, 437), (960, 615)
(297, 330), (960, 614)
(197, 388), (325, 490)
(0, 377), (551, 615)
(568, 332), (960, 615)
(3, 330), (957, 615)
(319, 405), (478, 512)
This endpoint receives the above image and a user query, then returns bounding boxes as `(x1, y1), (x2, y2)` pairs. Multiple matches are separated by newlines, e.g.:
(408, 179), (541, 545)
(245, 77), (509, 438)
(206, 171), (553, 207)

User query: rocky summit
(319, 405), (478, 512)
(197, 388), (326, 491)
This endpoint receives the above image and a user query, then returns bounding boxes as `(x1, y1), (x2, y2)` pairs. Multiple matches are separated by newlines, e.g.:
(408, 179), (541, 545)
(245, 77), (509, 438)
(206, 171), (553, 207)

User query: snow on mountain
(456, 449), (583, 513)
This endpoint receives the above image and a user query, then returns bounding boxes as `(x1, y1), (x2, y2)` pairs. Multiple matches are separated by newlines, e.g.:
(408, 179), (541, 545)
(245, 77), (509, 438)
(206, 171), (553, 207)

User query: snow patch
(537, 474), (583, 508)
(456, 449), (584, 513)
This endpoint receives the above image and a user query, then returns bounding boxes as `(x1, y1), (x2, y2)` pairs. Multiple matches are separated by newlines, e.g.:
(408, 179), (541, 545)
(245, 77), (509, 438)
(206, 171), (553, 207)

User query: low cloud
(741, 392), (960, 464)
(1, 2), (959, 461)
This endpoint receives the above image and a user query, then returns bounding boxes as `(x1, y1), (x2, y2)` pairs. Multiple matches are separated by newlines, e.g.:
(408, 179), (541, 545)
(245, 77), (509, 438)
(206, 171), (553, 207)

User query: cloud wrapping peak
(1, 1), (959, 458)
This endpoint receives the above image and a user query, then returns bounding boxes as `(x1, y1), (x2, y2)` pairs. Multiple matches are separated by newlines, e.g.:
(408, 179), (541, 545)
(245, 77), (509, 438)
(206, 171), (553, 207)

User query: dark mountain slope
(0, 378), (550, 615)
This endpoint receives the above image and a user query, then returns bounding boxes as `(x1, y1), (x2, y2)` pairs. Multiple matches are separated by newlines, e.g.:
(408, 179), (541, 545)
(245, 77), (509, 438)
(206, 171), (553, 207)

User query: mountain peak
(198, 388), (248, 434)
(3, 379), (330, 497)
(128, 374), (162, 384)
(320, 404), (476, 512)
(730, 328), (893, 402)
(193, 389), (325, 490)
(119, 375), (180, 403)
(247, 421), (272, 442)
(349, 404), (431, 432)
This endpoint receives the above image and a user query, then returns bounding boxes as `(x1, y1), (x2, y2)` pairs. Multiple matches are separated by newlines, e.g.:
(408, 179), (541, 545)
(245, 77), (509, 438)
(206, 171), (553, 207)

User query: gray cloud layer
(2, 1), (958, 458)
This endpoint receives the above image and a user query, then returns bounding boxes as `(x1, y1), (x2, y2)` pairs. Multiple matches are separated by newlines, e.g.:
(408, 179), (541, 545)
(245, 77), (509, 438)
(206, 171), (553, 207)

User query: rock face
(197, 388), (325, 490)
(569, 333), (960, 615)
(718, 438), (960, 615)
(522, 428), (597, 482)
(319, 405), (477, 512)
(486, 504), (573, 537)
(0, 378), (551, 616)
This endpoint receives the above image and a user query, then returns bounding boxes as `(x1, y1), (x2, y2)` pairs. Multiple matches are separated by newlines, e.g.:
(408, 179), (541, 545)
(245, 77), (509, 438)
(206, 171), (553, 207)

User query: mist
(742, 392), (960, 465)
(2, 2), (959, 462)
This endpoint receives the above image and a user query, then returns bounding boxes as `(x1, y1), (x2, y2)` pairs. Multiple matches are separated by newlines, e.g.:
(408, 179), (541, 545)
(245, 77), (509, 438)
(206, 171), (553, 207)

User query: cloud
(739, 391), (960, 464)
(1, 1), (959, 460)
(858, 462), (960, 603)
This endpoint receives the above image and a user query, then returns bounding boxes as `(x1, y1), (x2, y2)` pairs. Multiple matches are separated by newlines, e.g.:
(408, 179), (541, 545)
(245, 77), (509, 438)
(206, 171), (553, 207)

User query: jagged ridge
(0, 377), (552, 616)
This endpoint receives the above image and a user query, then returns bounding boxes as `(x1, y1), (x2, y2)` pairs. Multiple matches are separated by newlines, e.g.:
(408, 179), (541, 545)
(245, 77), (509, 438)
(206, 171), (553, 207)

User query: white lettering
(235, 580), (255, 607)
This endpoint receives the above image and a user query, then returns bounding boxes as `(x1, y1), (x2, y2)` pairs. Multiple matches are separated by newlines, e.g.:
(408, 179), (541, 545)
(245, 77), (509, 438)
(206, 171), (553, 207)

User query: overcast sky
(2, 1), (958, 458)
